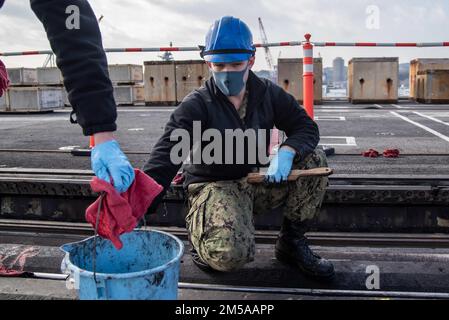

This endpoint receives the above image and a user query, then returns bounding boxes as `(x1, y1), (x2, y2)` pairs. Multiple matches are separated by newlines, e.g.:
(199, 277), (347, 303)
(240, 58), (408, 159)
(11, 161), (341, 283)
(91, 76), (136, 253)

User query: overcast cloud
(0, 0), (448, 69)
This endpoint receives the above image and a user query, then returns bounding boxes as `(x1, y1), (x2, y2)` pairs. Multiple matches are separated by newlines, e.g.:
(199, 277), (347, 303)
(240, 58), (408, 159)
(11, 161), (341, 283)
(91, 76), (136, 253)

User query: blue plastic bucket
(60, 229), (184, 300)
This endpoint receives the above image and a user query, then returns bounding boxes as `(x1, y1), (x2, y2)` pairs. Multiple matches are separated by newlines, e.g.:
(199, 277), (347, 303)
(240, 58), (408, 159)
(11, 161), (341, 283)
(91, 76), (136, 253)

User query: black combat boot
(275, 218), (335, 280)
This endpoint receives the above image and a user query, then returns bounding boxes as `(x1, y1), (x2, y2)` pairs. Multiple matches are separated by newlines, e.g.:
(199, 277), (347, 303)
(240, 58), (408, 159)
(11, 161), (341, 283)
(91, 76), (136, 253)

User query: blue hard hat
(201, 16), (256, 63)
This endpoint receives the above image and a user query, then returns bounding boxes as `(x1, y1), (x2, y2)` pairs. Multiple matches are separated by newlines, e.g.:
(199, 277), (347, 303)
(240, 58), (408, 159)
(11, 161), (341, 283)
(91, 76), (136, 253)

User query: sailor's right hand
(265, 147), (296, 183)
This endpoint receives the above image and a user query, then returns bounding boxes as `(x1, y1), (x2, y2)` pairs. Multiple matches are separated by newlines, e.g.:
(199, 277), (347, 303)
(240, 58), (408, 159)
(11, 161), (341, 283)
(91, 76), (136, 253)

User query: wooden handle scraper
(246, 167), (333, 184)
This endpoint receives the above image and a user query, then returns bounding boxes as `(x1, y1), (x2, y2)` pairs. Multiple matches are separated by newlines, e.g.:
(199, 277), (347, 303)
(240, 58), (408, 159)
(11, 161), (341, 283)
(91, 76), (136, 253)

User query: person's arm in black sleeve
(30, 0), (116, 136)
(143, 95), (208, 211)
(272, 85), (320, 161)
(31, 0), (136, 194)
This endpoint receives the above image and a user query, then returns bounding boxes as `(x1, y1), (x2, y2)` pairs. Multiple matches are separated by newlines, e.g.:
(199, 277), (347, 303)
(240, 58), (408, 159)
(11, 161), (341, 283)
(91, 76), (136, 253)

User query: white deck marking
(0, 117), (66, 122)
(413, 112), (449, 127)
(391, 104), (407, 109)
(319, 106), (352, 109)
(373, 104), (384, 109)
(399, 104), (449, 108)
(419, 112), (449, 118)
(359, 115), (389, 118)
(315, 116), (346, 121)
(319, 136), (357, 146)
(317, 107), (358, 111)
(315, 110), (351, 113)
(390, 111), (449, 143)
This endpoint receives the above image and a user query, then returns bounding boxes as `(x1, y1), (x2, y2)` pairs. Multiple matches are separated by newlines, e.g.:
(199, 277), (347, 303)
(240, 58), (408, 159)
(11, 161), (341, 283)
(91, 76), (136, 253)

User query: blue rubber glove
(91, 140), (135, 193)
(265, 148), (296, 183)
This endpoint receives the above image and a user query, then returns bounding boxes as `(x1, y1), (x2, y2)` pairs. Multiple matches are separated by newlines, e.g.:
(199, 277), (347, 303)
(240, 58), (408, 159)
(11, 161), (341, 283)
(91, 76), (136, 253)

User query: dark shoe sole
(193, 260), (217, 273)
(191, 250), (219, 273)
(275, 247), (335, 281)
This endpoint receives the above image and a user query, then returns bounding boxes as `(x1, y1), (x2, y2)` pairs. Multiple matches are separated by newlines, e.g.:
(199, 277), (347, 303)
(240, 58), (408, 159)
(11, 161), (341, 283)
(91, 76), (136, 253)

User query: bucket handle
(94, 276), (107, 300)
(93, 192), (106, 294)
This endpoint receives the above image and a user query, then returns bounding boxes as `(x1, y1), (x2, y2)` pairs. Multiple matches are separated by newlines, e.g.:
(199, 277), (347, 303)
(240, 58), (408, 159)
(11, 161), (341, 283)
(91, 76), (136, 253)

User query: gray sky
(1, 0), (448, 69)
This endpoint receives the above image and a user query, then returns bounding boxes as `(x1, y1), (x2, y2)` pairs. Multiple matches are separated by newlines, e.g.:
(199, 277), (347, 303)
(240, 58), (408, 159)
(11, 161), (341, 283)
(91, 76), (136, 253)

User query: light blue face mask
(212, 64), (249, 97)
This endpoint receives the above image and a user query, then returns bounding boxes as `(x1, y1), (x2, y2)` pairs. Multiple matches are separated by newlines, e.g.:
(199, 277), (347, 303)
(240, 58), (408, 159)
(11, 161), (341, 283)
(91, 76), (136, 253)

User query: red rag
(383, 149), (400, 158)
(85, 169), (163, 250)
(362, 149), (380, 158)
(0, 266), (25, 277)
(0, 60), (9, 97)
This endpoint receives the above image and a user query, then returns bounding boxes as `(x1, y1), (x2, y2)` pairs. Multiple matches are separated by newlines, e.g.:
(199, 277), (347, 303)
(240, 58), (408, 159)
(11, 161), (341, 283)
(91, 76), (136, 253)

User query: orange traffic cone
(89, 136), (95, 149)
(71, 136), (95, 157)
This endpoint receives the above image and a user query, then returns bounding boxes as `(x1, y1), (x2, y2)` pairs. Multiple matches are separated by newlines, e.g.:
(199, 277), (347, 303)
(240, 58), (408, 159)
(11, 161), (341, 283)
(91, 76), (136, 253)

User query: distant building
(333, 57), (345, 83)
(323, 67), (333, 85)
(398, 63), (410, 87)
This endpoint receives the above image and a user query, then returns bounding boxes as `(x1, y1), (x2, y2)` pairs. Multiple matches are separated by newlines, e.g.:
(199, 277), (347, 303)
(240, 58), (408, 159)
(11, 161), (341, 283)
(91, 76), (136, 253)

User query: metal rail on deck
(178, 282), (449, 299)
(1, 169), (448, 232)
(1, 221), (449, 247)
(1, 169), (449, 203)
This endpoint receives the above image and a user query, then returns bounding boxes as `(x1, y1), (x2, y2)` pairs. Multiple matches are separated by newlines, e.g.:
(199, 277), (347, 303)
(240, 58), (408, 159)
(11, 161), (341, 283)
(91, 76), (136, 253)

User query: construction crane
(42, 53), (55, 68)
(258, 17), (274, 70)
(258, 17), (275, 82)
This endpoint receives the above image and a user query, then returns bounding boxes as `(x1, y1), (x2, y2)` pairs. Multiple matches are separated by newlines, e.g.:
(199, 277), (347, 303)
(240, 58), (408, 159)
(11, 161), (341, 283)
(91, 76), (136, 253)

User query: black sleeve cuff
(82, 123), (117, 136)
(280, 141), (304, 162)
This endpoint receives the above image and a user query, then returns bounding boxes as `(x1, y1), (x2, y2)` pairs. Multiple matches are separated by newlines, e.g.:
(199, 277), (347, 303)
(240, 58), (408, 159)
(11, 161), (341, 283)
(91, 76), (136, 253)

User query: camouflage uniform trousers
(185, 148), (329, 272)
